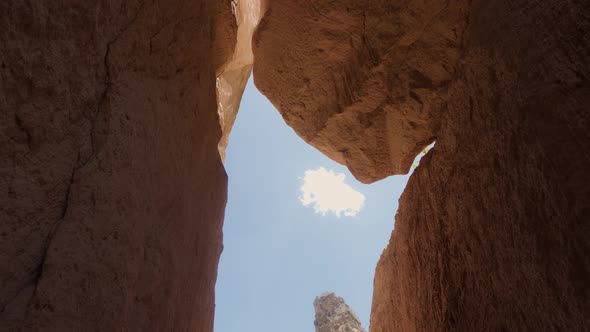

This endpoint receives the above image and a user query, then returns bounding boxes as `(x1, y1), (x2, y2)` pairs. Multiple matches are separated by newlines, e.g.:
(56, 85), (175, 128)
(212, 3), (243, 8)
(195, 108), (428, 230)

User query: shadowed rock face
(1, 1), (230, 331)
(253, 0), (590, 331)
(314, 292), (365, 332)
(1, 0), (589, 331)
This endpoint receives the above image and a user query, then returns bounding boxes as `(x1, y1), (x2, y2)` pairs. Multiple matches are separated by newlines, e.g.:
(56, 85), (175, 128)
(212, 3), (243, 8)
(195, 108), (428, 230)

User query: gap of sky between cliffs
(214, 78), (423, 331)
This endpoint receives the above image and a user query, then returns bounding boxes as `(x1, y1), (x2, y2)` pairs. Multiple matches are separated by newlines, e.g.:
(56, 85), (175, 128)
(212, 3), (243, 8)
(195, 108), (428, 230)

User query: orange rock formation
(253, 0), (589, 330)
(1, 0), (588, 331)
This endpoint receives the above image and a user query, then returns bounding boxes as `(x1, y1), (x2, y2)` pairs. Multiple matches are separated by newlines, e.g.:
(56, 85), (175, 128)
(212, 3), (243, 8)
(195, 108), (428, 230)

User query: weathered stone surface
(253, 0), (590, 331)
(216, 0), (264, 160)
(314, 292), (365, 332)
(2, 0), (589, 331)
(1, 1), (228, 331)
(253, 0), (469, 183)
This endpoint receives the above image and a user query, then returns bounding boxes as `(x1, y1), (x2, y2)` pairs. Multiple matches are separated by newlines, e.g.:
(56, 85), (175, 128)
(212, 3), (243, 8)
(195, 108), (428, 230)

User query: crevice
(14, 113), (32, 149)
(23, 2), (148, 310)
(86, 1), (147, 167)
(410, 141), (436, 171)
(59, 159), (77, 221)
(25, 158), (76, 311)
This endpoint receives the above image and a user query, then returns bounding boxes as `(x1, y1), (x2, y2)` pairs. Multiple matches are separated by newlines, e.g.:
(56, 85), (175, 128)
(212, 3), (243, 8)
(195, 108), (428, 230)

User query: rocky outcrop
(215, 0), (265, 160)
(314, 292), (365, 332)
(1, 1), (230, 331)
(253, 0), (590, 330)
(253, 0), (468, 183)
(2, 0), (588, 331)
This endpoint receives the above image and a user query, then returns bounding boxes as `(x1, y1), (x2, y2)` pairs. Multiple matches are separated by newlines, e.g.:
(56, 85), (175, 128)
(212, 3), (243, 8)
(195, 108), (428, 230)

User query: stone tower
(314, 292), (366, 332)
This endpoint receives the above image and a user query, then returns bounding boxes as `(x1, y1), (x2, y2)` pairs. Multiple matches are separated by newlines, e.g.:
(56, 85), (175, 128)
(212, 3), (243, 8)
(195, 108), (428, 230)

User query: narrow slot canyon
(1, 1), (588, 331)
(214, 78), (428, 331)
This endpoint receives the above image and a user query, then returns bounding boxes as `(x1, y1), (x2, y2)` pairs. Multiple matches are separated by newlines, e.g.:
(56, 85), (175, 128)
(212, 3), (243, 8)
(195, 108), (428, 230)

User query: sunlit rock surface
(253, 0), (468, 183)
(216, 0), (265, 160)
(314, 292), (365, 332)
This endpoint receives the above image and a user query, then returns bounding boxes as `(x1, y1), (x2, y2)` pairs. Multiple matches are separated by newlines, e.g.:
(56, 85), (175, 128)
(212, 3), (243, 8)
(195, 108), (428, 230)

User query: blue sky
(214, 78), (413, 331)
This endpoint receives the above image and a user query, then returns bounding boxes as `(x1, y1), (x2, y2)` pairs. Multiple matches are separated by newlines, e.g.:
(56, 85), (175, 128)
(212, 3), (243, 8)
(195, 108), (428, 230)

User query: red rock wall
(253, 0), (470, 183)
(2, 0), (588, 331)
(1, 1), (228, 331)
(253, 0), (589, 330)
(372, 1), (590, 330)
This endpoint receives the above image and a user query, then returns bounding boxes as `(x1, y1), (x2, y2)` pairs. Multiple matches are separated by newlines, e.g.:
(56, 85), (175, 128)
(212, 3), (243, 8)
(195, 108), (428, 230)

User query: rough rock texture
(314, 292), (365, 332)
(215, 0), (264, 160)
(253, 0), (468, 183)
(253, 0), (590, 331)
(371, 2), (590, 330)
(2, 0), (589, 331)
(1, 1), (230, 331)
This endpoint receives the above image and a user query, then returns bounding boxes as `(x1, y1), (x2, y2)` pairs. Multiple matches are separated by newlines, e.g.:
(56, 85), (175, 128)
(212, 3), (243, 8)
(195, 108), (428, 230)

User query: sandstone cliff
(314, 292), (365, 332)
(1, 0), (588, 331)
(215, 0), (264, 160)
(253, 0), (467, 183)
(1, 1), (231, 331)
(253, 0), (590, 330)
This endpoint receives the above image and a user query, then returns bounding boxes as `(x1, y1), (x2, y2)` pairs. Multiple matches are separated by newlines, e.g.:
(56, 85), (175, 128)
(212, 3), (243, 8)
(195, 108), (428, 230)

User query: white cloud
(299, 167), (365, 217)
